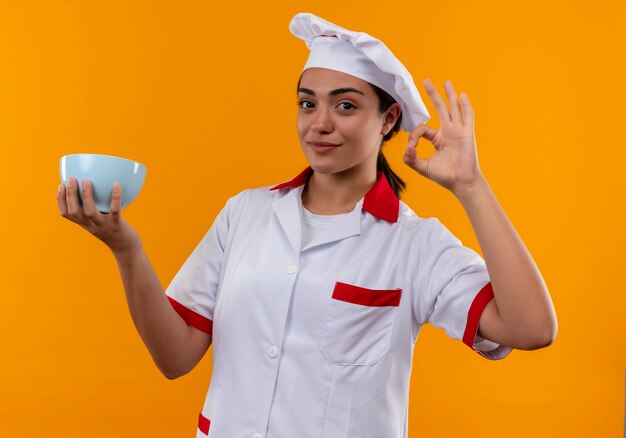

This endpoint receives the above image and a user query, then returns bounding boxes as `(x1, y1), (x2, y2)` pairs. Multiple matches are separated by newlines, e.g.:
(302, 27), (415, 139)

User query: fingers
(65, 177), (88, 223)
(443, 80), (462, 123)
(459, 92), (474, 127)
(109, 183), (122, 222)
(59, 177), (123, 225)
(423, 78), (451, 122)
(407, 124), (438, 148)
(58, 179), (128, 251)
(57, 182), (74, 222)
(403, 139), (430, 177)
(423, 79), (474, 127)
(404, 123), (438, 174)
(81, 179), (104, 226)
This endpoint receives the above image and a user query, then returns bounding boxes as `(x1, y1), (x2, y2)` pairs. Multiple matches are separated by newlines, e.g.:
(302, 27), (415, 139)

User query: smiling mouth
(309, 142), (340, 152)
(308, 141), (340, 147)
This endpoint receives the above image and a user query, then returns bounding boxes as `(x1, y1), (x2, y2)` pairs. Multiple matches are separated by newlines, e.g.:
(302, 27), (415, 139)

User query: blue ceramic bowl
(60, 154), (147, 213)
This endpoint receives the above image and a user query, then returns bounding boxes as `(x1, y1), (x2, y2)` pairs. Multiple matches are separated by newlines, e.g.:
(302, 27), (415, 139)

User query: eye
(338, 102), (356, 110)
(298, 100), (314, 109)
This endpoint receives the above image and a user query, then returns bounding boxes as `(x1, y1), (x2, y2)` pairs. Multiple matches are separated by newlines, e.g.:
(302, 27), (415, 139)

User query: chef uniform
(165, 12), (512, 438)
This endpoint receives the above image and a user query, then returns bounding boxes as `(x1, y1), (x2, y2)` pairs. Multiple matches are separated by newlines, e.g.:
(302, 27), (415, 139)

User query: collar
(269, 166), (399, 223)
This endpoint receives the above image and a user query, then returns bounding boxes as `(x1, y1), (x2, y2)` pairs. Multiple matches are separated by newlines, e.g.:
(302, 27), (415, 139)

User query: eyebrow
(298, 87), (365, 97)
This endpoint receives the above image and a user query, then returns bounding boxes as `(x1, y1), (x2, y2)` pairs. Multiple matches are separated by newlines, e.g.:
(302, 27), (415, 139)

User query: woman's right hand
(57, 177), (142, 257)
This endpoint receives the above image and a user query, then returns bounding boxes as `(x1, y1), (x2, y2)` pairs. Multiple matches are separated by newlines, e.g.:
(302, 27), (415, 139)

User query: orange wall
(1, 1), (624, 436)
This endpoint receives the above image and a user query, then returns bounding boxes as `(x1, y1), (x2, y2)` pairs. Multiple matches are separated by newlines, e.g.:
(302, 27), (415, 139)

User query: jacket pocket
(319, 282), (402, 366)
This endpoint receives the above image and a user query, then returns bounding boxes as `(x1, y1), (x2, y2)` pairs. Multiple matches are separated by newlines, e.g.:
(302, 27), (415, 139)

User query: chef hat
(289, 12), (430, 132)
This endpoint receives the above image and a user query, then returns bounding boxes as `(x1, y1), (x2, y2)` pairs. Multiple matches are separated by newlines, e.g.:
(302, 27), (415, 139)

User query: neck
(302, 163), (378, 215)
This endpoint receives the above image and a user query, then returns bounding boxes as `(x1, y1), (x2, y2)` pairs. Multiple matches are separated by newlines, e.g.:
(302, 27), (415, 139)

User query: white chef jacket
(165, 166), (512, 438)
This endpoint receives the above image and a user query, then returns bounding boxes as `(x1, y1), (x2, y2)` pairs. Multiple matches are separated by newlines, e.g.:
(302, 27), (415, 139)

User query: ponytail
(370, 83), (406, 199)
(377, 149), (406, 198)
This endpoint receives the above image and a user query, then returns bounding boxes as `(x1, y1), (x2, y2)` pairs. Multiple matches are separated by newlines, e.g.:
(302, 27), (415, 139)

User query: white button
(267, 345), (279, 358)
(252, 433), (262, 438)
(287, 265), (298, 274)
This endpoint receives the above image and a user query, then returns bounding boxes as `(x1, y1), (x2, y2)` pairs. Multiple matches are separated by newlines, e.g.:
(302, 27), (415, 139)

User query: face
(296, 67), (400, 176)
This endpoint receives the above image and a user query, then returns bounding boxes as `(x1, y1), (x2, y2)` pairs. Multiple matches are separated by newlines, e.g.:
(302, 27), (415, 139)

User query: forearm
(57, 179), (207, 376)
(454, 176), (557, 347)
(112, 245), (201, 378)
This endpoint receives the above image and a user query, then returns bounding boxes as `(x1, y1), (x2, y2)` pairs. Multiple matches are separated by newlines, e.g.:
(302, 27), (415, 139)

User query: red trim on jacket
(333, 282), (402, 307)
(462, 282), (494, 349)
(198, 412), (211, 435)
(167, 296), (213, 336)
(269, 166), (399, 223)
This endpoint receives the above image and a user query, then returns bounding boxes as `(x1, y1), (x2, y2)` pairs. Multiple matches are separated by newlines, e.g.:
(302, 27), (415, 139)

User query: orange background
(1, 1), (624, 436)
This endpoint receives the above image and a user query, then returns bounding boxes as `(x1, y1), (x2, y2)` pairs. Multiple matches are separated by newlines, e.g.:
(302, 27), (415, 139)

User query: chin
(307, 161), (341, 175)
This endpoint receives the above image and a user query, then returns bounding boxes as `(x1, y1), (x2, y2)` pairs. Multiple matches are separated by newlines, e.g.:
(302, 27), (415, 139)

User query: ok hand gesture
(403, 79), (483, 195)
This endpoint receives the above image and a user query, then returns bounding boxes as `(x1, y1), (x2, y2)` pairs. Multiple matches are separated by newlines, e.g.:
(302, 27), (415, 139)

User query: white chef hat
(289, 12), (430, 132)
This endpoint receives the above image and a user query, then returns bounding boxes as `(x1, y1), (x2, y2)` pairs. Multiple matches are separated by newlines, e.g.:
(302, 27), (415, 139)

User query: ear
(381, 103), (402, 135)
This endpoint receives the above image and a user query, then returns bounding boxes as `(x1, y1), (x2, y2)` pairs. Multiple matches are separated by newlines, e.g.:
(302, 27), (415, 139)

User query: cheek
(345, 116), (380, 143)
(296, 114), (307, 138)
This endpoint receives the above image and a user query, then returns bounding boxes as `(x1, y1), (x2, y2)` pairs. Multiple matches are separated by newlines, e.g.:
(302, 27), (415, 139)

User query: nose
(311, 105), (334, 134)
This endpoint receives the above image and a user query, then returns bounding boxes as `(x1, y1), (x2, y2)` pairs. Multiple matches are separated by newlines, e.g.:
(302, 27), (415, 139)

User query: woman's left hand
(402, 78), (483, 195)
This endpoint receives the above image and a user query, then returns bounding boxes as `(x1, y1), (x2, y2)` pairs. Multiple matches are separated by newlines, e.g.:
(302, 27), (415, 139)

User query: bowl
(60, 153), (147, 213)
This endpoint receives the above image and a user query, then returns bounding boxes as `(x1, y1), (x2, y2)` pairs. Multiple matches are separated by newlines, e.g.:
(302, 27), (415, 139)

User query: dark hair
(296, 74), (406, 198)
(369, 83), (405, 198)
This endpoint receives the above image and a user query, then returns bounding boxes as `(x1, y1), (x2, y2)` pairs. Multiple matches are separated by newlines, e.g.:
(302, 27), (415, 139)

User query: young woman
(57, 12), (557, 438)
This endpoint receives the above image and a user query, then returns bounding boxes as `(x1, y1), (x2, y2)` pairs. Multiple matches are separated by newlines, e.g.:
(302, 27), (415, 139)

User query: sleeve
(412, 218), (512, 360)
(164, 190), (246, 337)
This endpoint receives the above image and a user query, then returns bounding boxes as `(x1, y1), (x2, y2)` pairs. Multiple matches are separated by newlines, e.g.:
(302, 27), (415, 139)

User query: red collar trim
(269, 166), (399, 223)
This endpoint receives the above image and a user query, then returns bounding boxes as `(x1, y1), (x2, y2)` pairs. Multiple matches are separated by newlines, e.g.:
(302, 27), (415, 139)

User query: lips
(309, 141), (340, 153)
(308, 141), (340, 147)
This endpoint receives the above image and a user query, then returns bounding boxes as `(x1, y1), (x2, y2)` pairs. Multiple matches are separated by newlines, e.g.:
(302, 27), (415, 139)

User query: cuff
(167, 296), (213, 336)
(462, 282), (512, 360)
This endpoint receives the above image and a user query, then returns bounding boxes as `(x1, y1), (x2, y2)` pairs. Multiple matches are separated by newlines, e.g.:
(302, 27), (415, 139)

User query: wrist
(110, 235), (144, 264)
(452, 174), (490, 204)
